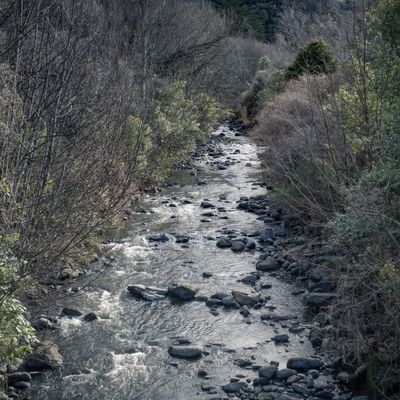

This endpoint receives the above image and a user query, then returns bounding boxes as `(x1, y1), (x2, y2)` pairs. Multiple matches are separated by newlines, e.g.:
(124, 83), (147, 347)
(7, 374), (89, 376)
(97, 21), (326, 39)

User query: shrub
(0, 250), (36, 364)
(284, 39), (338, 81)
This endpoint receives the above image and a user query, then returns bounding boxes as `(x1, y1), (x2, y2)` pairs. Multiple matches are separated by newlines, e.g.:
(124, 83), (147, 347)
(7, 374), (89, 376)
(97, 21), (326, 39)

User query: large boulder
(256, 257), (280, 272)
(286, 357), (323, 371)
(168, 345), (202, 359)
(168, 284), (197, 301)
(7, 372), (31, 385)
(127, 284), (168, 301)
(23, 341), (63, 371)
(231, 291), (258, 307)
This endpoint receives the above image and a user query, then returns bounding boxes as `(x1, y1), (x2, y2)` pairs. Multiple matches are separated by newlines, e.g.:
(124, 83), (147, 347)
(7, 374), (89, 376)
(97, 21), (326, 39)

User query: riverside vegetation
(0, 0), (399, 399)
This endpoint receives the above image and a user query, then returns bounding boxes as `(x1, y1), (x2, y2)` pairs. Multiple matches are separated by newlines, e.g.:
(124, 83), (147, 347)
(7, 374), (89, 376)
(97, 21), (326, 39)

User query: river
(29, 124), (318, 400)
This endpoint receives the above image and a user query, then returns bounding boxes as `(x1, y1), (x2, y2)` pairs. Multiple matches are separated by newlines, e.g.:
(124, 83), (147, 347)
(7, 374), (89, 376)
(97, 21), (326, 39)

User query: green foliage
(284, 39), (338, 81)
(131, 81), (226, 182)
(259, 71), (286, 103)
(0, 250), (36, 364)
(373, 0), (400, 53)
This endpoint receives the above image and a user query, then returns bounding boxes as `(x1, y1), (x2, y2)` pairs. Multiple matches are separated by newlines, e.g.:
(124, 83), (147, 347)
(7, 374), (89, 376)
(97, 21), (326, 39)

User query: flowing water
(30, 125), (315, 400)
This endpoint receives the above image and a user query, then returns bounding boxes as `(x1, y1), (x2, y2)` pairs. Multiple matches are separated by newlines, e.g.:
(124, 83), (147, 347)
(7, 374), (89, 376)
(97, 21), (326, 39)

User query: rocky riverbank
(2, 122), (365, 400)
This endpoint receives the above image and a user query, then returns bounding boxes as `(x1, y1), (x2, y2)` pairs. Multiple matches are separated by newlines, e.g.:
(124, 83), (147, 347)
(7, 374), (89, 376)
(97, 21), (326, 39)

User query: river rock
(256, 257), (280, 272)
(168, 284), (197, 301)
(60, 308), (82, 317)
(32, 317), (57, 331)
(258, 365), (278, 379)
(148, 234), (169, 242)
(7, 372), (31, 386)
(23, 341), (63, 371)
(222, 296), (240, 309)
(231, 240), (246, 252)
(304, 293), (336, 307)
(216, 237), (232, 248)
(168, 345), (202, 359)
(276, 368), (297, 379)
(273, 334), (289, 343)
(287, 357), (323, 371)
(200, 201), (215, 209)
(231, 291), (258, 306)
(222, 381), (247, 393)
(127, 285), (168, 301)
(83, 312), (98, 322)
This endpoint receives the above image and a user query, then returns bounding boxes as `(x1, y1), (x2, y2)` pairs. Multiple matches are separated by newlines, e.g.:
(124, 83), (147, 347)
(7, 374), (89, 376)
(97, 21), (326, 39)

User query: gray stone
(256, 257), (280, 272)
(127, 284), (168, 301)
(258, 365), (278, 379)
(287, 357), (323, 371)
(276, 368), (297, 379)
(168, 345), (202, 359)
(60, 308), (82, 317)
(168, 284), (197, 301)
(231, 291), (258, 307)
(222, 382), (247, 393)
(7, 372), (31, 385)
(273, 334), (289, 344)
(23, 341), (63, 370)
(216, 238), (232, 248)
(231, 240), (245, 252)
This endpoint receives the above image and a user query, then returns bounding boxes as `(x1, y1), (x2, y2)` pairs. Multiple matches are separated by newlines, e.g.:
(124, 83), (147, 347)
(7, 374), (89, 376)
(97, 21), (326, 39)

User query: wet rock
(148, 234), (169, 242)
(175, 235), (190, 243)
(202, 271), (213, 278)
(234, 359), (253, 368)
(127, 285), (168, 301)
(304, 293), (336, 308)
(13, 381), (30, 390)
(32, 317), (57, 331)
(211, 292), (228, 300)
(83, 312), (98, 322)
(206, 298), (224, 307)
(222, 296), (240, 309)
(168, 284), (197, 301)
(7, 372), (31, 386)
(200, 201), (215, 209)
(273, 334), (289, 344)
(276, 369), (297, 379)
(168, 345), (202, 359)
(256, 257), (280, 272)
(292, 383), (311, 396)
(253, 377), (270, 386)
(231, 240), (245, 252)
(60, 308), (82, 317)
(23, 341), (63, 371)
(245, 239), (256, 250)
(222, 381), (247, 393)
(261, 313), (296, 322)
(287, 357), (323, 371)
(216, 238), (232, 248)
(241, 274), (259, 285)
(231, 291), (258, 307)
(258, 365), (278, 379)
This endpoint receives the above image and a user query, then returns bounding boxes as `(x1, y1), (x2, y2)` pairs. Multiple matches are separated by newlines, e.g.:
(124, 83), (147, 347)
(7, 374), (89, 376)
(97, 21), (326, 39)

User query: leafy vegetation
(284, 39), (338, 81)
(251, 0), (400, 396)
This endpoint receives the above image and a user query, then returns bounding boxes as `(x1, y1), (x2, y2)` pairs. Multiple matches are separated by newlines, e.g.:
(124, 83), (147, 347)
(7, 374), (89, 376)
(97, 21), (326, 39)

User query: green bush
(284, 39), (338, 81)
(0, 250), (36, 364)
